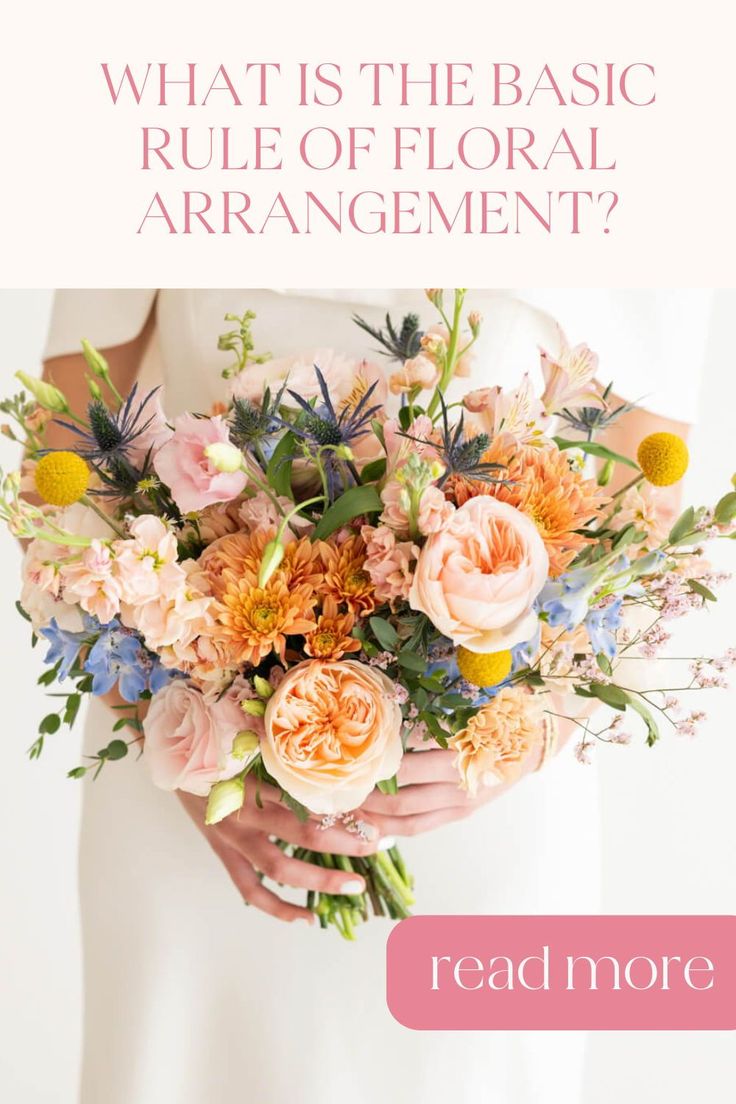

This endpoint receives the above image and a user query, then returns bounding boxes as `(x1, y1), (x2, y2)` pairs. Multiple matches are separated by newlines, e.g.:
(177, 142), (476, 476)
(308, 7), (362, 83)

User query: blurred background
(0, 290), (734, 1103)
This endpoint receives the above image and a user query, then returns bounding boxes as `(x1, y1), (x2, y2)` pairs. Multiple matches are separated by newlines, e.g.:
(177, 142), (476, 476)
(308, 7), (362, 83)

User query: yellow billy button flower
(34, 451), (90, 507)
(456, 646), (513, 688)
(637, 432), (689, 487)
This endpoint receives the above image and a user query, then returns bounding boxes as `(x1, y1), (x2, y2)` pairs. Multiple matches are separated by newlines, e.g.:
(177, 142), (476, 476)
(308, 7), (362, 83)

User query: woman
(42, 288), (696, 1104)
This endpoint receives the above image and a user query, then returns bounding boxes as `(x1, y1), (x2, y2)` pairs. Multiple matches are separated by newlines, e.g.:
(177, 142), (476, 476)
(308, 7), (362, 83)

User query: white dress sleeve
(44, 290), (157, 360)
(519, 289), (713, 424)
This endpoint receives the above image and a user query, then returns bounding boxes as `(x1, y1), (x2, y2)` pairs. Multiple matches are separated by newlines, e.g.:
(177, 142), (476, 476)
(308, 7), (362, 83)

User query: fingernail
(340, 879), (365, 894)
(377, 836), (395, 851)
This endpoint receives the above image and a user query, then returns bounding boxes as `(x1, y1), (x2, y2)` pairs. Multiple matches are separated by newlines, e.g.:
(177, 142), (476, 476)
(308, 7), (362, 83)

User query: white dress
(43, 288), (705, 1104)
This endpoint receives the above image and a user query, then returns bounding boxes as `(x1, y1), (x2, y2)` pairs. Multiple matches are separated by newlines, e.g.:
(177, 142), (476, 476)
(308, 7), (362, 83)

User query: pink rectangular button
(386, 915), (736, 1030)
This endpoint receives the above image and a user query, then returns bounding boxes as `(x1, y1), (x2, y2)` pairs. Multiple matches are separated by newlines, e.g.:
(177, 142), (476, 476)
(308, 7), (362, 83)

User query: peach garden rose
(261, 659), (403, 815)
(409, 494), (549, 653)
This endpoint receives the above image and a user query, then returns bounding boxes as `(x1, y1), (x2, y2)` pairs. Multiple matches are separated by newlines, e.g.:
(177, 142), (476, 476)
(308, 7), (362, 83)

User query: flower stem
(80, 495), (127, 538)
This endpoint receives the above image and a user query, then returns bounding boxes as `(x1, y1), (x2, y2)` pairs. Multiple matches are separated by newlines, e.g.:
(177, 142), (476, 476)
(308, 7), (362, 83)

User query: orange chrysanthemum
(448, 440), (609, 577)
(319, 534), (377, 617)
(304, 597), (362, 660)
(212, 576), (317, 667)
(201, 529), (323, 597)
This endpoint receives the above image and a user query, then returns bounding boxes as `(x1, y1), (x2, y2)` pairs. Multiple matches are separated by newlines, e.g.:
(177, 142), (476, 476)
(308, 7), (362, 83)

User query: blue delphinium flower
(584, 598), (623, 661)
(85, 621), (148, 701)
(39, 618), (92, 680)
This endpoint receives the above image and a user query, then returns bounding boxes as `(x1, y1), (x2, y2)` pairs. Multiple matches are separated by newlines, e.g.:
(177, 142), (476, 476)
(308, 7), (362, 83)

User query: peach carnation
(361, 525), (419, 606)
(262, 659), (403, 814)
(449, 687), (543, 795)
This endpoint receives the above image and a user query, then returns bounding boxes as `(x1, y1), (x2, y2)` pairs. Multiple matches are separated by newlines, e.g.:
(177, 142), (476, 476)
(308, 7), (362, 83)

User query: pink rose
(154, 414), (247, 514)
(409, 496), (549, 652)
(262, 659), (403, 814)
(143, 679), (248, 796)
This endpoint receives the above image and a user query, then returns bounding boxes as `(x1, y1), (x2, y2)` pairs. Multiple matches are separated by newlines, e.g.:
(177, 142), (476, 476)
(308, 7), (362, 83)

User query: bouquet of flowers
(2, 289), (734, 938)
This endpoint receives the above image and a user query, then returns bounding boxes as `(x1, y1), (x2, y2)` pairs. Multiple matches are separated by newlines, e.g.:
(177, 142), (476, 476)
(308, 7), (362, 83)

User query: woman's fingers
(242, 834), (366, 895)
(396, 748), (460, 786)
(218, 842), (314, 923)
(361, 782), (471, 817)
(365, 802), (481, 839)
(222, 801), (385, 858)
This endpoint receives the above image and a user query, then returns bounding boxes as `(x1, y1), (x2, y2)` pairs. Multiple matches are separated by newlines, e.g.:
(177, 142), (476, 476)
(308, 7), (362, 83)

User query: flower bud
(87, 377), (103, 401)
(241, 698), (266, 718)
(334, 444), (354, 461)
(253, 675), (274, 700)
(257, 537), (285, 587)
(231, 730), (260, 762)
(15, 372), (69, 414)
(467, 310), (482, 336)
(425, 288), (443, 307)
(81, 339), (111, 381)
(597, 458), (615, 486)
(203, 440), (244, 474)
(205, 776), (245, 826)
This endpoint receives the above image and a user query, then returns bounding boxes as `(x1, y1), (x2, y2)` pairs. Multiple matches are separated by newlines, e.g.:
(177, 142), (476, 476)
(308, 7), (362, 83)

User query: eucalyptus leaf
(714, 491), (736, 526)
(553, 437), (639, 470)
(266, 431), (296, 499)
(368, 616), (398, 651)
(669, 506), (696, 545)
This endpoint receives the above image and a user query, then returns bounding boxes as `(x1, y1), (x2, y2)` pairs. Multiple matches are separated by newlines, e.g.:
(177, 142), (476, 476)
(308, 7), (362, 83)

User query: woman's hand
(177, 779), (390, 924)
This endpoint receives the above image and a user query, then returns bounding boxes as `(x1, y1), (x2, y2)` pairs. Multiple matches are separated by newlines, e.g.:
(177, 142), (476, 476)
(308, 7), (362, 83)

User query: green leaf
(377, 775), (399, 795)
(105, 739), (129, 761)
(396, 649), (426, 673)
(626, 696), (660, 747)
(714, 491), (736, 526)
(67, 766), (87, 779)
(38, 664), (62, 687)
(266, 431), (296, 499)
(359, 457), (387, 484)
(15, 600), (31, 622)
(368, 616), (398, 651)
(553, 437), (639, 470)
(596, 653), (613, 677)
(63, 693), (82, 727)
(440, 692), (472, 709)
(669, 506), (696, 545)
(687, 578), (717, 603)
(585, 682), (630, 710)
(39, 713), (61, 735)
(312, 484), (382, 540)
(611, 523), (640, 551)
(419, 710), (450, 747)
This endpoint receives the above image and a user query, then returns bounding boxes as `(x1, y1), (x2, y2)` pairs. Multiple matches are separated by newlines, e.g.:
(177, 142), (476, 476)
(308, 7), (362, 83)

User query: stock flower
(616, 485), (669, 548)
(143, 680), (246, 797)
(304, 598), (361, 660)
(409, 496), (548, 653)
(113, 515), (185, 608)
(154, 414), (247, 513)
(539, 336), (602, 414)
(320, 533), (377, 617)
(449, 686), (543, 795)
(261, 659), (403, 814)
(61, 540), (121, 624)
(34, 451), (90, 507)
(451, 440), (609, 577)
(637, 432), (689, 487)
(361, 525), (419, 605)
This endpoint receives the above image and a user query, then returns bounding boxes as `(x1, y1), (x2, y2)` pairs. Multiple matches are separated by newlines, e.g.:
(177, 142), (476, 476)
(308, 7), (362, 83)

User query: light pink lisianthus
(125, 390), (172, 468)
(230, 349), (385, 410)
(154, 414), (247, 514)
(143, 679), (250, 797)
(60, 540), (122, 624)
(262, 659), (403, 814)
(113, 515), (185, 608)
(389, 354), (439, 395)
(409, 495), (549, 652)
(361, 524), (419, 604)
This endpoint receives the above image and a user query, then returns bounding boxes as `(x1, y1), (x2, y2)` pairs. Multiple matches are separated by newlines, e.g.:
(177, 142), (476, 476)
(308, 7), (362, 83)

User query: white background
(1, 0), (735, 287)
(0, 291), (734, 1102)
